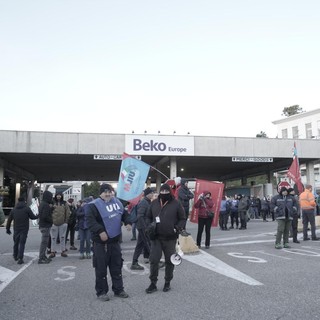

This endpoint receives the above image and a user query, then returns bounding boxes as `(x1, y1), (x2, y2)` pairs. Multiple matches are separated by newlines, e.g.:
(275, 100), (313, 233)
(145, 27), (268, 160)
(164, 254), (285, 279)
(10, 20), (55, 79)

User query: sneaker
(17, 259), (24, 265)
(61, 251), (68, 257)
(49, 252), (56, 258)
(97, 294), (110, 301)
(13, 256), (18, 261)
(79, 253), (85, 260)
(205, 246), (210, 249)
(293, 240), (300, 243)
(283, 243), (291, 248)
(275, 243), (282, 249)
(163, 282), (171, 292)
(303, 237), (311, 241)
(180, 230), (190, 237)
(38, 258), (50, 264)
(114, 291), (129, 298)
(130, 263), (144, 270)
(70, 246), (77, 250)
(145, 283), (157, 294)
(86, 253), (91, 259)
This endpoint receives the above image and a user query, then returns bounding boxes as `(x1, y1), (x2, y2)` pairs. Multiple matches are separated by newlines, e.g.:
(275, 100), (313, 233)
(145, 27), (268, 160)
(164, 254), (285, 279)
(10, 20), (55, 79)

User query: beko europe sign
(125, 135), (194, 156)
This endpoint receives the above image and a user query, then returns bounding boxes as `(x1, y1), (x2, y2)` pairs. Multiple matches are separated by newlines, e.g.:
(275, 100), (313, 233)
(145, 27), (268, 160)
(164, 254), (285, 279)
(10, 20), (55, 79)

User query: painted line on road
(250, 250), (292, 260)
(213, 239), (275, 246)
(0, 254), (38, 293)
(183, 250), (263, 286)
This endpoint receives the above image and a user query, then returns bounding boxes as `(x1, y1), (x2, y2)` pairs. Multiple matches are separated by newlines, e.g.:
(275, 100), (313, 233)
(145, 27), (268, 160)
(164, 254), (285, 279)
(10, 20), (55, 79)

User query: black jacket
(38, 191), (53, 228)
(6, 200), (38, 232)
(178, 185), (194, 210)
(136, 197), (152, 230)
(146, 196), (186, 240)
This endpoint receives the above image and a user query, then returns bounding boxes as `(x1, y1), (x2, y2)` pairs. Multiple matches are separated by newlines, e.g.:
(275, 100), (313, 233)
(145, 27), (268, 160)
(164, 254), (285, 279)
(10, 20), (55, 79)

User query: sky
(1, 1), (320, 138)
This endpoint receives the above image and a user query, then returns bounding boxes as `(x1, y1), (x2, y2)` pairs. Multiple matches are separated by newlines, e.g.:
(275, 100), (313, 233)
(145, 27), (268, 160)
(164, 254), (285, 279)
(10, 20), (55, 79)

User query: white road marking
(250, 250), (292, 260)
(214, 240), (275, 246)
(54, 266), (76, 281)
(183, 250), (263, 286)
(0, 253), (38, 293)
(228, 252), (267, 263)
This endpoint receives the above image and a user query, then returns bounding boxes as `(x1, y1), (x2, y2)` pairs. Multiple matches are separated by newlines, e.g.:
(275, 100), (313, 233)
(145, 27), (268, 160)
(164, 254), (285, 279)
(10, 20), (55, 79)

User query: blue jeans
(79, 228), (91, 254)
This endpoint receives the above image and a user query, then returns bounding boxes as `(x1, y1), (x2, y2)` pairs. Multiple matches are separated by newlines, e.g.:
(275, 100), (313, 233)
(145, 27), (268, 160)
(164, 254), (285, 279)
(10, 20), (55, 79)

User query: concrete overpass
(0, 130), (319, 187)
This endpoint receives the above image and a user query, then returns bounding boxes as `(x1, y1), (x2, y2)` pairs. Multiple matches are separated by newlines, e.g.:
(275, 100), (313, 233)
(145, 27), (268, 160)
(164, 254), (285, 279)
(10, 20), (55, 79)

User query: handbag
(201, 198), (214, 219)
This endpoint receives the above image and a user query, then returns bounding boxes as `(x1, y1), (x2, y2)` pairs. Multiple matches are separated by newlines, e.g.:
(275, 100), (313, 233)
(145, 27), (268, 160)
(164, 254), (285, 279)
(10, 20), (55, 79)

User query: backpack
(129, 205), (138, 224)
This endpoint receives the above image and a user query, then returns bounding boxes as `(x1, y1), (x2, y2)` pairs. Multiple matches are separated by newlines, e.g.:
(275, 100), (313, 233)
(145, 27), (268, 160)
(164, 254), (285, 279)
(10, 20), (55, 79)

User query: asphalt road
(1, 218), (320, 320)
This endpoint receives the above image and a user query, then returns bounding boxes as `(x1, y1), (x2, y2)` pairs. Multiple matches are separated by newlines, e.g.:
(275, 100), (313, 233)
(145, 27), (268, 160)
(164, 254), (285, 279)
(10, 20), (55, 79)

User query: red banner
(190, 179), (224, 227)
(287, 143), (304, 194)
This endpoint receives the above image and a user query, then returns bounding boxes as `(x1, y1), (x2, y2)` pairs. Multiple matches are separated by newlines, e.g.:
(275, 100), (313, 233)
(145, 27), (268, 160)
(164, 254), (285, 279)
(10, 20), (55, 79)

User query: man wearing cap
(145, 183), (186, 294)
(270, 187), (298, 249)
(86, 183), (132, 301)
(299, 184), (319, 241)
(6, 197), (39, 264)
(130, 187), (154, 270)
(287, 188), (300, 243)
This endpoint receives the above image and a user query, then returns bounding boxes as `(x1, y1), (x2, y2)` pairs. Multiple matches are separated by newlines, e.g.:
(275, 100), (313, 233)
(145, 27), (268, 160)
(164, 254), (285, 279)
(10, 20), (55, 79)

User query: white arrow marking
(182, 250), (263, 286)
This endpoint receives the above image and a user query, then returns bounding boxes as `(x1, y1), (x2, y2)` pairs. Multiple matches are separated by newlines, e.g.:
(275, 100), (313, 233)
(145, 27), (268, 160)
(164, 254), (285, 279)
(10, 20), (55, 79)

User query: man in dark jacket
(38, 190), (53, 264)
(177, 178), (194, 231)
(130, 187), (154, 270)
(6, 197), (38, 264)
(271, 187), (298, 249)
(86, 184), (132, 302)
(145, 183), (186, 294)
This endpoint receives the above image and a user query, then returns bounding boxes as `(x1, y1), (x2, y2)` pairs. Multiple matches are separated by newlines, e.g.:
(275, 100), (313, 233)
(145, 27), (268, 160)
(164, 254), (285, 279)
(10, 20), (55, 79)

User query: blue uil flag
(117, 153), (150, 201)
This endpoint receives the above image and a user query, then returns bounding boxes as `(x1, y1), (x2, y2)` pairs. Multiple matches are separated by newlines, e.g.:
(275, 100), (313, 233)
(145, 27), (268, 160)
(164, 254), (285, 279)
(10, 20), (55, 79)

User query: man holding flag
(287, 142), (304, 194)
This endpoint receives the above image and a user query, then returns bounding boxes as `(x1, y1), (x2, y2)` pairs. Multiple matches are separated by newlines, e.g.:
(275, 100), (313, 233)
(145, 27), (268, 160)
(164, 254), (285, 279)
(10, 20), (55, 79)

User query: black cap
(144, 187), (154, 197)
(160, 183), (171, 192)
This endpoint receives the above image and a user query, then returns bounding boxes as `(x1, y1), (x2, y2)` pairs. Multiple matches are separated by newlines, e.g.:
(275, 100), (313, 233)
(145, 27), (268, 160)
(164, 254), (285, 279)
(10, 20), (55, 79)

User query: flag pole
(150, 166), (170, 180)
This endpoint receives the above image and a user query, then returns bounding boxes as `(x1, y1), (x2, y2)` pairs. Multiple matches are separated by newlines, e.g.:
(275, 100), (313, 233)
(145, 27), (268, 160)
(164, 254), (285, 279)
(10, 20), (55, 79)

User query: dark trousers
(93, 242), (124, 296)
(230, 211), (239, 227)
(239, 210), (247, 229)
(302, 210), (317, 239)
(149, 238), (176, 284)
(197, 217), (212, 246)
(66, 224), (76, 246)
(182, 207), (189, 229)
(261, 209), (269, 221)
(132, 228), (150, 263)
(291, 214), (298, 241)
(39, 227), (51, 260)
(13, 230), (28, 260)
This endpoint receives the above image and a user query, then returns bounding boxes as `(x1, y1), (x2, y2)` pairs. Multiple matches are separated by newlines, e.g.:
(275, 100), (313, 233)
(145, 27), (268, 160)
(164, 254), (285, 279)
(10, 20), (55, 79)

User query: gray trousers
(276, 219), (291, 245)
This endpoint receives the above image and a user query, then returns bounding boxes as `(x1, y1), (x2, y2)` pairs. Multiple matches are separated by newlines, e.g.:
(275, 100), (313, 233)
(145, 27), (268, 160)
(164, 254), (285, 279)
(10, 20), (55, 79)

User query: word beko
(133, 139), (187, 153)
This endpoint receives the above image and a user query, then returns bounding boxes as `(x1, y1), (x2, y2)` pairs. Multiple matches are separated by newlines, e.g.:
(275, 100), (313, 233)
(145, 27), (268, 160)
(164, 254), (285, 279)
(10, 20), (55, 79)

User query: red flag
(190, 179), (224, 227)
(287, 142), (304, 194)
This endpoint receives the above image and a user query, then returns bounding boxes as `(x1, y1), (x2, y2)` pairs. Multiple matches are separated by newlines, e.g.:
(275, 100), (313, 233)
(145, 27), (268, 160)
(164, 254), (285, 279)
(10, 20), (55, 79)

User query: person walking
(130, 187), (154, 270)
(65, 198), (78, 251)
(271, 187), (298, 249)
(145, 183), (186, 294)
(238, 195), (249, 230)
(86, 183), (132, 301)
(6, 197), (38, 264)
(194, 191), (214, 248)
(299, 184), (319, 241)
(38, 190), (54, 264)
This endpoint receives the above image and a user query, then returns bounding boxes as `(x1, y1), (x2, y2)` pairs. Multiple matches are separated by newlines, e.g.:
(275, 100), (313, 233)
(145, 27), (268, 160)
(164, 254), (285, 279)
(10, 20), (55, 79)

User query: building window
(282, 129), (288, 139)
(305, 123), (312, 139)
(292, 126), (299, 139)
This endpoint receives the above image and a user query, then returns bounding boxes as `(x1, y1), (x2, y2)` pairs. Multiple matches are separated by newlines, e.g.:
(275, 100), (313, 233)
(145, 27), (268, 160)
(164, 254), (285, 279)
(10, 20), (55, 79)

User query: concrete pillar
(170, 157), (177, 179)
(27, 181), (35, 205)
(0, 166), (4, 187)
(305, 161), (315, 187)
(156, 172), (162, 192)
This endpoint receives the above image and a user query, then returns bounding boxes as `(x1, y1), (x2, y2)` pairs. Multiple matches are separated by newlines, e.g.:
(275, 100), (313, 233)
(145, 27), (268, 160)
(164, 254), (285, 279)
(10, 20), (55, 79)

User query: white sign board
(125, 135), (194, 156)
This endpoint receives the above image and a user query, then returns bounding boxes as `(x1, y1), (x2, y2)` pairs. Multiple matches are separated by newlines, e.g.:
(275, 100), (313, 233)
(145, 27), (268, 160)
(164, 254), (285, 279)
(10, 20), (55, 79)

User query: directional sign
(93, 154), (141, 160)
(232, 157), (273, 162)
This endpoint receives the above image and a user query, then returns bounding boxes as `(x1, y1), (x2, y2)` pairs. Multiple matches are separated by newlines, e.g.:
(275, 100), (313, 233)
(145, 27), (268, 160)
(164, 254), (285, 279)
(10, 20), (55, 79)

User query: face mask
(159, 193), (171, 203)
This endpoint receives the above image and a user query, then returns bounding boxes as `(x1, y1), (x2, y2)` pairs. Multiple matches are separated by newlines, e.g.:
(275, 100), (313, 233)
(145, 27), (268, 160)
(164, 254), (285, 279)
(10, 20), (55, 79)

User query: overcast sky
(1, 1), (319, 138)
